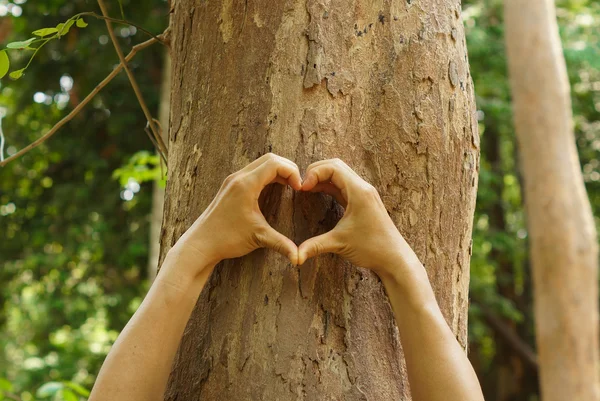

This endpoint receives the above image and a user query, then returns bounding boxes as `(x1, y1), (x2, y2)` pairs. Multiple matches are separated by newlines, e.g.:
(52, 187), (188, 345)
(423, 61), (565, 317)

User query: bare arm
(89, 153), (302, 401)
(298, 158), (484, 401)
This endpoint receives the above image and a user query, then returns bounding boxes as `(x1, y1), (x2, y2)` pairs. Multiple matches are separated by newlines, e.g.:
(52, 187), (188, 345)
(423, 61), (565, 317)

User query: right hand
(298, 158), (410, 277)
(171, 153), (302, 275)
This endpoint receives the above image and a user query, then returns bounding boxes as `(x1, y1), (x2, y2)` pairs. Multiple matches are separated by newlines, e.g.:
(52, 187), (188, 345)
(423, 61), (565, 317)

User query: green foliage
(6, 38), (36, 49)
(112, 150), (164, 188)
(36, 381), (63, 397)
(0, 0), (167, 399)
(464, 0), (600, 398)
(8, 69), (24, 79)
(36, 380), (89, 400)
(0, 1), (598, 401)
(2, 15), (89, 80)
(32, 28), (60, 37)
(0, 51), (10, 79)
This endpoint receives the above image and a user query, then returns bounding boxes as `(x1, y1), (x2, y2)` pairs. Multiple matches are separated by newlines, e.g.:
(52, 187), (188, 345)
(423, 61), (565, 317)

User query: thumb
(257, 225), (299, 265)
(298, 231), (340, 265)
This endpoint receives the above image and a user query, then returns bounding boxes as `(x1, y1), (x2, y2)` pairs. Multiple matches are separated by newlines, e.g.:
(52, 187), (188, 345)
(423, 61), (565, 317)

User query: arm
(298, 158), (484, 401)
(89, 153), (302, 401)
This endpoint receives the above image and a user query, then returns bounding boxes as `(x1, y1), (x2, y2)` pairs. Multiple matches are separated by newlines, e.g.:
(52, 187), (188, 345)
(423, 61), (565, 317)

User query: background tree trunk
(148, 51), (172, 281)
(160, 0), (479, 399)
(504, 1), (600, 401)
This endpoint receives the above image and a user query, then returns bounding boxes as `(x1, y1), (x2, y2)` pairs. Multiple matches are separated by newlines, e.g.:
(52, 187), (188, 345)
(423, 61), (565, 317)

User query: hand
(172, 153), (302, 275)
(298, 158), (408, 277)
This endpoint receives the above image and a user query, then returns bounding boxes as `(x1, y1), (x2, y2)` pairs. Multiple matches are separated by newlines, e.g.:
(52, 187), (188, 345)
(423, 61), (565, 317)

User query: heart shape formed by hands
(180, 153), (404, 276)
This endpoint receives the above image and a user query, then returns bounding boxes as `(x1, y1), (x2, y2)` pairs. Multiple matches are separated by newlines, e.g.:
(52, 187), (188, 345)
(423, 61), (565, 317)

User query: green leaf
(76, 18), (88, 28)
(37, 382), (63, 398)
(59, 388), (78, 401)
(9, 69), (24, 80)
(6, 37), (35, 49)
(64, 382), (90, 397)
(0, 51), (9, 79)
(56, 20), (75, 36)
(32, 27), (59, 37)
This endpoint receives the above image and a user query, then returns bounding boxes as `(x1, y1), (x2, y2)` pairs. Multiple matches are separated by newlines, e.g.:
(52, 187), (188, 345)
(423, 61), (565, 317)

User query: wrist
(164, 238), (219, 280)
(375, 236), (422, 281)
(375, 238), (438, 306)
(155, 251), (214, 304)
(379, 263), (438, 315)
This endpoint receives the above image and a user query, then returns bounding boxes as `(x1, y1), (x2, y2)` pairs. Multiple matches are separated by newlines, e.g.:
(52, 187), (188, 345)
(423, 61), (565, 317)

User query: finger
(242, 153), (298, 175)
(252, 157), (302, 190)
(269, 176), (289, 186)
(298, 231), (341, 265)
(240, 153), (277, 173)
(256, 225), (299, 265)
(304, 159), (331, 172)
(310, 182), (347, 207)
(305, 158), (357, 178)
(301, 160), (354, 195)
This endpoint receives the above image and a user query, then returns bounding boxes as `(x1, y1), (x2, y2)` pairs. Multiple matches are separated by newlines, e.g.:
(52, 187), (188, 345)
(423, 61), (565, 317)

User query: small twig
(0, 113), (5, 162)
(144, 122), (166, 165)
(152, 117), (168, 177)
(476, 302), (538, 370)
(97, 0), (168, 161)
(0, 35), (161, 167)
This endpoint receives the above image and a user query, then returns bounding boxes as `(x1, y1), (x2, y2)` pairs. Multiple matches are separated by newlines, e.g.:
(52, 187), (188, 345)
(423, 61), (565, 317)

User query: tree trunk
(160, 1), (479, 399)
(504, 1), (600, 401)
(148, 51), (172, 282)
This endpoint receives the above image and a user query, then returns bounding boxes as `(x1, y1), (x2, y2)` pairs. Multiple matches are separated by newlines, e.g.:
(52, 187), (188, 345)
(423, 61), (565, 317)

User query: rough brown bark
(504, 1), (600, 401)
(160, 0), (479, 399)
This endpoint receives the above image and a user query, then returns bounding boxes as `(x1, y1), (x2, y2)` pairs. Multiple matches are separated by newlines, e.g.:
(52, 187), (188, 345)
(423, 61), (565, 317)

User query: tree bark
(504, 1), (600, 401)
(160, 0), (479, 399)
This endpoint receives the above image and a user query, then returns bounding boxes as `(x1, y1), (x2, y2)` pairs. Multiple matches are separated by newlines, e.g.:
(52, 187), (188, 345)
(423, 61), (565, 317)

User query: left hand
(170, 153), (302, 276)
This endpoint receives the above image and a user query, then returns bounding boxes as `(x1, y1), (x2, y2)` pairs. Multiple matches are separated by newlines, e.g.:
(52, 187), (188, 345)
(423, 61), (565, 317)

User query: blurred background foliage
(0, 0), (167, 400)
(0, 0), (598, 400)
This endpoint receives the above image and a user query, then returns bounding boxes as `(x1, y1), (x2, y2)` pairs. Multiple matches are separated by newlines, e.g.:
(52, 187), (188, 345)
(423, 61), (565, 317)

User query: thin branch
(0, 115), (5, 162)
(2, 391), (22, 401)
(97, 0), (168, 161)
(476, 302), (539, 370)
(79, 12), (166, 46)
(144, 122), (166, 165)
(0, 35), (161, 167)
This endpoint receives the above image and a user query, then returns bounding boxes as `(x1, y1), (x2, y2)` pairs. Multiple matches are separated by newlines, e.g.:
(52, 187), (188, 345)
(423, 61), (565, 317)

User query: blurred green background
(0, 0), (598, 400)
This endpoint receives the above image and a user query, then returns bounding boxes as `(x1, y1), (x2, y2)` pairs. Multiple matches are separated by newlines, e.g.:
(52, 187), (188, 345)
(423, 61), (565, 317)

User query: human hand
(298, 158), (409, 278)
(171, 153), (302, 275)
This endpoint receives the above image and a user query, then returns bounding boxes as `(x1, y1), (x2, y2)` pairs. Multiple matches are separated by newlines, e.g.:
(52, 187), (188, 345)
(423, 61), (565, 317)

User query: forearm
(89, 247), (214, 401)
(379, 241), (484, 401)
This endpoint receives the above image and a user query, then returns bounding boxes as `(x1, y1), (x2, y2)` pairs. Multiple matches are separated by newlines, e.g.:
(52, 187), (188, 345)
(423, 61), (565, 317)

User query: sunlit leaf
(0, 378), (12, 392)
(9, 69), (24, 80)
(6, 37), (36, 49)
(0, 377), (13, 393)
(36, 382), (63, 398)
(56, 20), (75, 36)
(59, 388), (78, 401)
(0, 51), (9, 79)
(32, 27), (59, 37)
(64, 382), (90, 397)
(76, 18), (88, 28)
